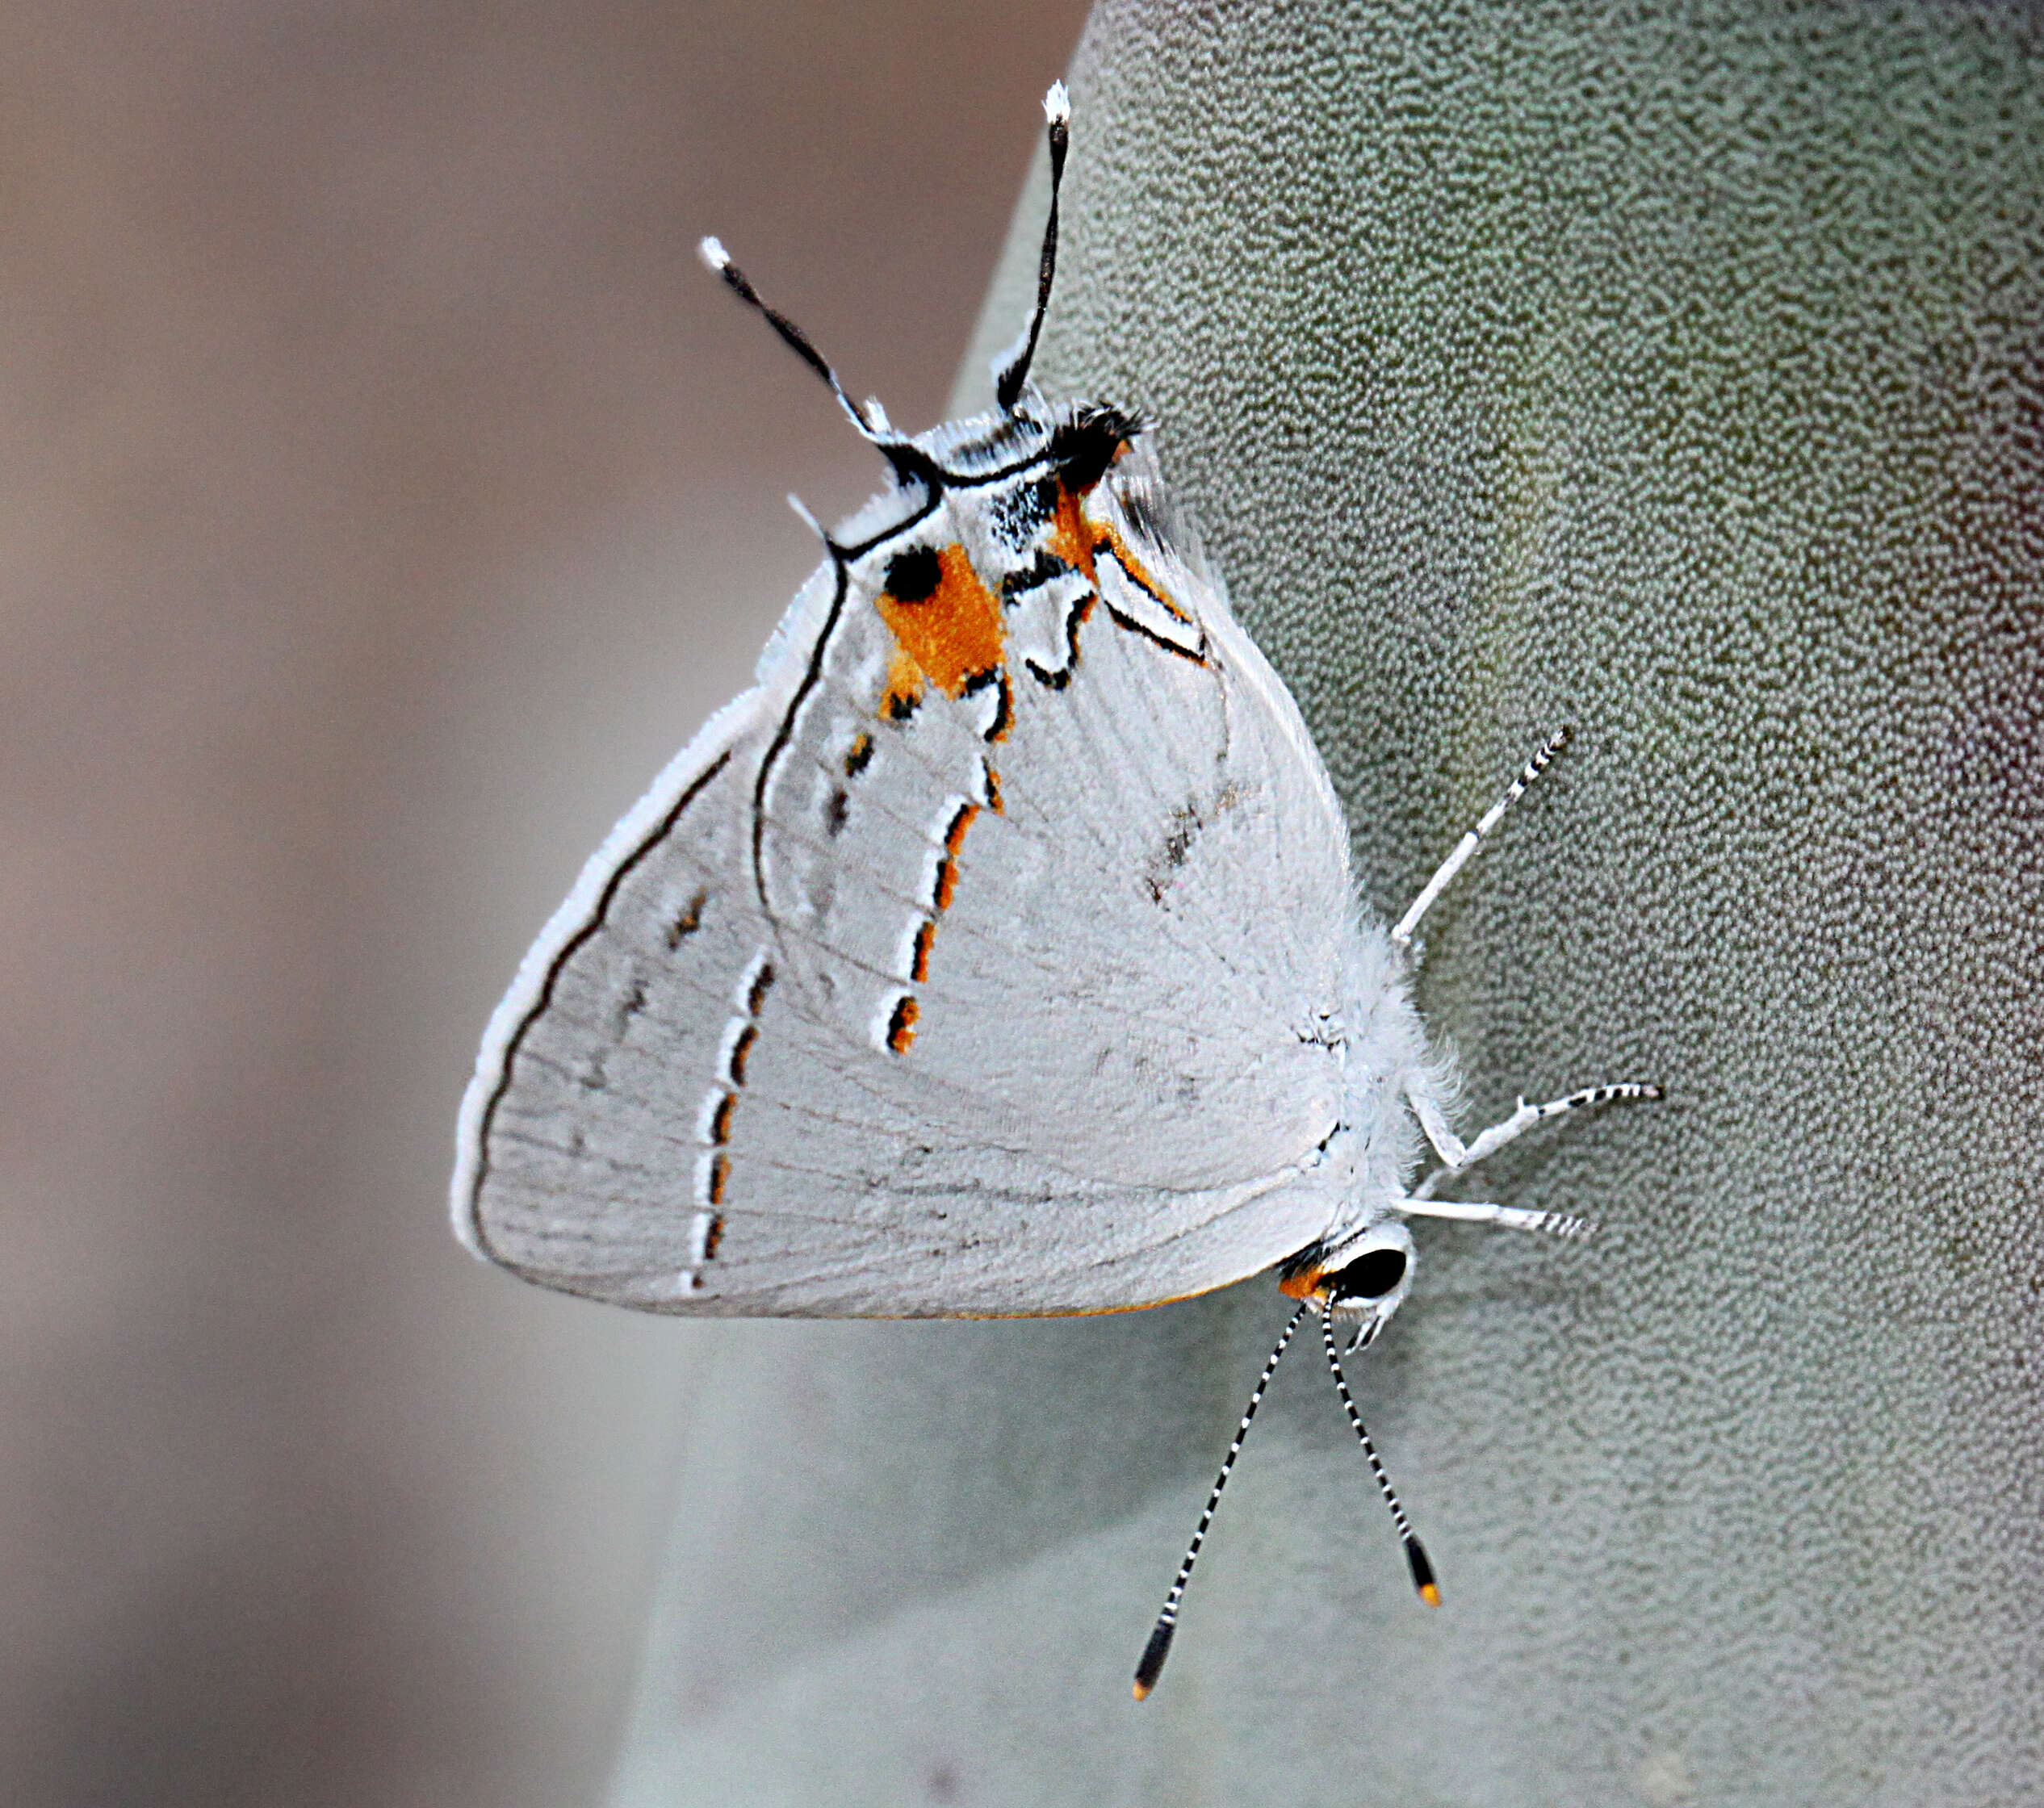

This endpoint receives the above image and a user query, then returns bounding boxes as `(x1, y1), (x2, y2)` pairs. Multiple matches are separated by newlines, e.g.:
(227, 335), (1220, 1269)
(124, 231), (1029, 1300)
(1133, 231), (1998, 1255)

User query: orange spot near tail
(881, 652), (924, 722)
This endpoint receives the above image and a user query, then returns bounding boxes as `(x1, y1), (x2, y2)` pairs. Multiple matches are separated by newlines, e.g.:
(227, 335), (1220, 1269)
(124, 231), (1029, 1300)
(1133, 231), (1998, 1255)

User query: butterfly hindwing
(456, 426), (1358, 1315)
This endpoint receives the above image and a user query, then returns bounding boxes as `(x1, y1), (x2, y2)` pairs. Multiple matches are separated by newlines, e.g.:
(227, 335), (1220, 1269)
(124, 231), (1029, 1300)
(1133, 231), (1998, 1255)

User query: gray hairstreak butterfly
(452, 82), (1659, 1699)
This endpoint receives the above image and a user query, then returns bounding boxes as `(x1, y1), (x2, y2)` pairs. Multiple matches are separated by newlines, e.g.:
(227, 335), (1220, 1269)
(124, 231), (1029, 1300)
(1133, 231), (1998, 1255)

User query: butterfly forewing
(457, 429), (1357, 1315)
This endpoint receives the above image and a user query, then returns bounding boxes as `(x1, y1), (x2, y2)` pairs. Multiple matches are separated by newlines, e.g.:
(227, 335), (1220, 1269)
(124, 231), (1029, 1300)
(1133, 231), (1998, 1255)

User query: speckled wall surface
(614, 4), (2042, 1802)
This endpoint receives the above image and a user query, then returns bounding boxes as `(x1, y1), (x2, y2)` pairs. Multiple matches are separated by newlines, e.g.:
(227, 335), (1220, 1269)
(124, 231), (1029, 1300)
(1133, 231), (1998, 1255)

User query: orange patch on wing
(886, 994), (919, 1053)
(881, 651), (924, 721)
(875, 543), (1006, 698)
(1045, 478), (1100, 583)
(1045, 455), (1195, 631)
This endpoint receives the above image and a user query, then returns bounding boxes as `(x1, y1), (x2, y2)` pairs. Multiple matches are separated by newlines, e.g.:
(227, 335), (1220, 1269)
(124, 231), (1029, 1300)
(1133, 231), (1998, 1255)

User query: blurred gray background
(1, 5), (1089, 1804)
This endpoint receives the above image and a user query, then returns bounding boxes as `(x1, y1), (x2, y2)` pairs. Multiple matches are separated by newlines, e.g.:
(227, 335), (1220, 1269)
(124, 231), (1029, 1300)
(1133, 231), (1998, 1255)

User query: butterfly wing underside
(455, 439), (1357, 1315)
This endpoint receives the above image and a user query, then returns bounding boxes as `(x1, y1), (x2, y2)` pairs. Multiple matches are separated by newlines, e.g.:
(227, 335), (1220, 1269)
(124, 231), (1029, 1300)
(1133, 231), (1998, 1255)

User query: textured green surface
(613, 3), (2042, 1802)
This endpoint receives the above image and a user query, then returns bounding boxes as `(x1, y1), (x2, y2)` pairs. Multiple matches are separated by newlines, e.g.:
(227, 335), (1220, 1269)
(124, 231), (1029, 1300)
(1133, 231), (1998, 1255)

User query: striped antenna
(1133, 1302), (1308, 1701)
(1320, 1304), (1439, 1607)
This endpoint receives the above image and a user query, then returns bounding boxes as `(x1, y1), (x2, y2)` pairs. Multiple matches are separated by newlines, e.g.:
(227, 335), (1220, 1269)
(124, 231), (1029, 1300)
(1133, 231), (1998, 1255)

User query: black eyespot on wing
(1051, 403), (1146, 492)
(1330, 1247), (1407, 1301)
(885, 545), (943, 603)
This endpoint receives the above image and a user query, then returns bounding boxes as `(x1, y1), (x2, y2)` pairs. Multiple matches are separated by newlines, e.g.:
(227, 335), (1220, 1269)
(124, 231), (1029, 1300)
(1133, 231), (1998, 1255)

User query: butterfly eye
(1330, 1246), (1407, 1301)
(884, 546), (942, 603)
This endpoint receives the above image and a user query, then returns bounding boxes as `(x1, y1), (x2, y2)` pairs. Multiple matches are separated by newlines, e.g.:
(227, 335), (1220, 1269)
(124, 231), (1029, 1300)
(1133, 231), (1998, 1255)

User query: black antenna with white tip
(696, 235), (937, 488)
(697, 236), (876, 438)
(994, 81), (1072, 414)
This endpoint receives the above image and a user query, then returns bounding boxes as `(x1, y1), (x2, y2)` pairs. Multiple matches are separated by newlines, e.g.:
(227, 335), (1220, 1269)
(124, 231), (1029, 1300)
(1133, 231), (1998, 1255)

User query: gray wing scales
(456, 462), (1357, 1316)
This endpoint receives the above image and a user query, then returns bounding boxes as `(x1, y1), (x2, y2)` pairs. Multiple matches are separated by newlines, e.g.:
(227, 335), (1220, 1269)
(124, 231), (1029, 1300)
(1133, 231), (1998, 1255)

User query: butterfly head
(1047, 401), (1145, 488)
(1278, 1218), (1417, 1353)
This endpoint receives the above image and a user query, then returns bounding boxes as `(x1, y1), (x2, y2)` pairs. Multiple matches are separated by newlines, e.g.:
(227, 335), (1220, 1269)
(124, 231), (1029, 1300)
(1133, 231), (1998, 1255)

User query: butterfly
(451, 82), (1658, 1697)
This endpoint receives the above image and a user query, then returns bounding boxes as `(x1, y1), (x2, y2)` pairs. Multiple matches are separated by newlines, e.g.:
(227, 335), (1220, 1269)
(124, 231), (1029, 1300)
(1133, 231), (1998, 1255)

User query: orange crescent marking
(727, 1024), (758, 1086)
(1045, 478), (1099, 584)
(1095, 521), (1192, 623)
(944, 802), (979, 857)
(886, 994), (920, 1053)
(875, 543), (1006, 701)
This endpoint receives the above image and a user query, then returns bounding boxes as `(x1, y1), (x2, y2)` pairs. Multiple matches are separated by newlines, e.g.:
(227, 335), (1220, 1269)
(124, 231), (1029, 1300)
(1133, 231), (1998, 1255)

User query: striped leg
(1392, 726), (1570, 950)
(1396, 1197), (1596, 1237)
(1408, 1079), (1663, 1182)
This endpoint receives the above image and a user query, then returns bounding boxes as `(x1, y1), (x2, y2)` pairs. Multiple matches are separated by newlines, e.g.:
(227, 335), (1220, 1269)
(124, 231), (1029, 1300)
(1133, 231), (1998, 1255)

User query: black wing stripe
(465, 748), (734, 1249)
